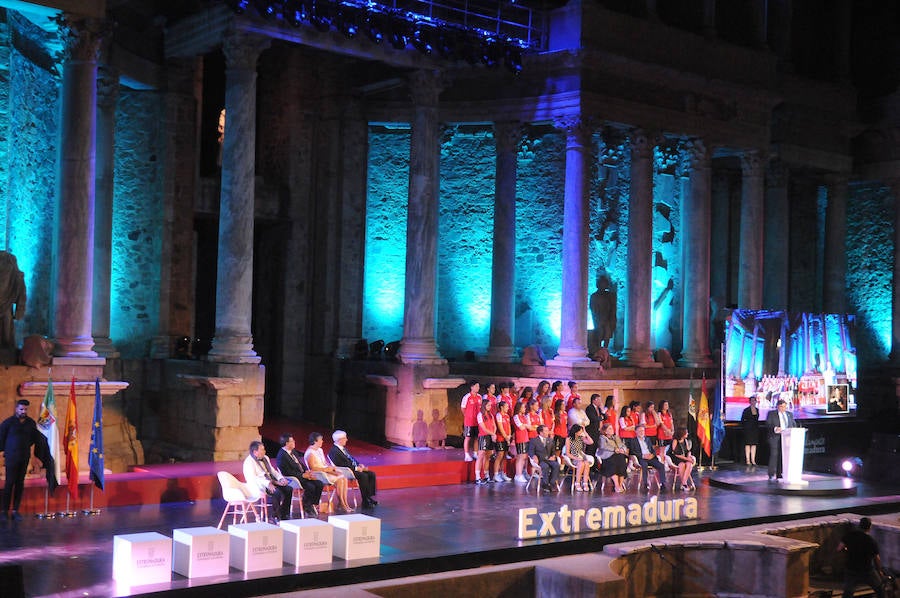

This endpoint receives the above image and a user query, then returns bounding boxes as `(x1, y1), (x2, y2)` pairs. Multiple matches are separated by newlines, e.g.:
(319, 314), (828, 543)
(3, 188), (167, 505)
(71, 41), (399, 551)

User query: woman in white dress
(304, 432), (352, 512)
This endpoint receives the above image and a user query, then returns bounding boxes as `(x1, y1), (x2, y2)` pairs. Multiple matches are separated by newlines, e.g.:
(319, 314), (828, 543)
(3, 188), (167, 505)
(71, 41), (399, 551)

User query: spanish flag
(64, 376), (79, 499)
(697, 377), (712, 457)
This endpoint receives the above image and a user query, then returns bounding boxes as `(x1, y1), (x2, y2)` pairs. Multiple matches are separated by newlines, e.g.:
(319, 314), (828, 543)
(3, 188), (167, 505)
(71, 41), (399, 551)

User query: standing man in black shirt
(837, 517), (885, 598)
(0, 399), (46, 521)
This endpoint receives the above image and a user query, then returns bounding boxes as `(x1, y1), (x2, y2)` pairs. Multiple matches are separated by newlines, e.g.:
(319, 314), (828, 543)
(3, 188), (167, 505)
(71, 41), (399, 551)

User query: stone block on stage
(228, 522), (283, 572)
(328, 513), (380, 560)
(172, 526), (230, 578)
(112, 531), (172, 585)
(280, 518), (333, 566)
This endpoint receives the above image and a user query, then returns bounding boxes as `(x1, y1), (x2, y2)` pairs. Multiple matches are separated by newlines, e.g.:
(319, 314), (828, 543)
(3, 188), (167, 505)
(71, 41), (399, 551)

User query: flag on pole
(88, 377), (104, 491)
(711, 379), (726, 455)
(697, 377), (712, 457)
(64, 376), (79, 499)
(37, 376), (61, 484)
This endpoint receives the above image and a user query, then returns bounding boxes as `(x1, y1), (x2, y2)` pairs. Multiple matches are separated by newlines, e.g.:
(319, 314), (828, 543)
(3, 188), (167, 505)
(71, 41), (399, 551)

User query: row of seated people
(241, 430), (378, 522)
(522, 421), (695, 494)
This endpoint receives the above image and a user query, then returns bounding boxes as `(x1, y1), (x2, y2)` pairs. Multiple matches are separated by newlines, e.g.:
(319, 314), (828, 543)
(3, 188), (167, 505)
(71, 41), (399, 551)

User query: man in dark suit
(275, 433), (324, 517)
(584, 393), (603, 458)
(328, 430), (378, 509)
(527, 424), (560, 492)
(765, 399), (796, 481)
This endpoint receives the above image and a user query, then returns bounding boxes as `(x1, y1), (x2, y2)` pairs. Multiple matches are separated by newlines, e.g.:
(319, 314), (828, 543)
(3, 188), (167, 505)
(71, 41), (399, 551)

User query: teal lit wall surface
(110, 89), (163, 358)
(6, 49), (58, 338)
(437, 127), (494, 357)
(514, 128), (565, 354)
(363, 127), (409, 346)
(846, 182), (892, 363)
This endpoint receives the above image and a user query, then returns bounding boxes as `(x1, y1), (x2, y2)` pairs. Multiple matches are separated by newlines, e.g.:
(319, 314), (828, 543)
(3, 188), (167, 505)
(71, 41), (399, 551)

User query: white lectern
(780, 427), (807, 485)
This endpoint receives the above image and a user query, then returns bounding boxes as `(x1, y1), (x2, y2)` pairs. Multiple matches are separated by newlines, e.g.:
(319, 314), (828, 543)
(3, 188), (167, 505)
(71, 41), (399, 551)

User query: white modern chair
(216, 471), (267, 529)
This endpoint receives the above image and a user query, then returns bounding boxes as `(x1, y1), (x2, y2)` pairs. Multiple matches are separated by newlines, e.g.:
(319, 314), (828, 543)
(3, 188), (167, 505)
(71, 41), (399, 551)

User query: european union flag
(88, 377), (104, 491)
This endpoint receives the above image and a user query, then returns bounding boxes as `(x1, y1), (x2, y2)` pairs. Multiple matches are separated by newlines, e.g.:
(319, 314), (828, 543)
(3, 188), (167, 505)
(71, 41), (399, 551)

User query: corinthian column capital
(493, 121), (523, 154)
(222, 30), (271, 71)
(55, 15), (111, 64)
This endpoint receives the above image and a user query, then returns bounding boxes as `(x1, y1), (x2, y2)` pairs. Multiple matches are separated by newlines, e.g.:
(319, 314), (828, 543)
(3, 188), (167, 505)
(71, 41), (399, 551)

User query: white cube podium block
(280, 519), (334, 566)
(228, 522), (283, 572)
(113, 532), (172, 585)
(328, 514), (380, 560)
(172, 526), (230, 578)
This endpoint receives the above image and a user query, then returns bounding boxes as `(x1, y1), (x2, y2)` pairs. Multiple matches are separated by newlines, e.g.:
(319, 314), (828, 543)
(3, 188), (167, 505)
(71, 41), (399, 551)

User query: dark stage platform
(1, 455), (898, 598)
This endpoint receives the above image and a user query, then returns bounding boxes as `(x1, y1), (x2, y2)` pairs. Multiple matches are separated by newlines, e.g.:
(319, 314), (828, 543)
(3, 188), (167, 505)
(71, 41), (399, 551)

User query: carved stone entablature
(408, 69), (447, 107)
(222, 30), (271, 72)
(599, 126), (627, 166)
(630, 128), (658, 160)
(54, 14), (110, 64)
(493, 121), (523, 154)
(766, 159), (788, 188)
(855, 127), (900, 165)
(678, 137), (712, 176)
(683, 92), (738, 122)
(741, 149), (765, 177)
(553, 116), (595, 151)
(655, 139), (681, 175)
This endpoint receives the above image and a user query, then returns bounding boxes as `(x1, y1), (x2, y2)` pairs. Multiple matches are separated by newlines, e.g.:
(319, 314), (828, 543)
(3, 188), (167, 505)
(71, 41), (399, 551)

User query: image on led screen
(722, 310), (857, 422)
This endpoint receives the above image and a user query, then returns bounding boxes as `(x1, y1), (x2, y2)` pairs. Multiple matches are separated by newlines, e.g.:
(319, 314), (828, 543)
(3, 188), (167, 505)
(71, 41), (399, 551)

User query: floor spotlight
(365, 13), (384, 44)
(338, 8), (359, 38)
(369, 339), (385, 359)
(840, 457), (863, 477)
(480, 41), (502, 68)
(384, 341), (401, 361)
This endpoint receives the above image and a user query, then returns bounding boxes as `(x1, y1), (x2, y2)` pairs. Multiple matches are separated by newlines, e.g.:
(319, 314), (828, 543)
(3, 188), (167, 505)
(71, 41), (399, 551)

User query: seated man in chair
(275, 433), (324, 517)
(527, 424), (560, 492)
(634, 424), (667, 493)
(328, 430), (378, 509)
(243, 440), (292, 522)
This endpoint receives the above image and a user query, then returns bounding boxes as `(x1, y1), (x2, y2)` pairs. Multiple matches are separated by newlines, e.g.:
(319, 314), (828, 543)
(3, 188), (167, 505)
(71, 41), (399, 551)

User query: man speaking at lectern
(766, 399), (796, 481)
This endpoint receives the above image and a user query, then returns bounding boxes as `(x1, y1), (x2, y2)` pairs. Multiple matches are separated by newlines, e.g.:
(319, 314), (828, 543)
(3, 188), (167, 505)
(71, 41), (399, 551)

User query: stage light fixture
(365, 12), (384, 44)
(504, 45), (523, 75)
(369, 339), (385, 359)
(480, 40), (501, 68)
(253, 0), (278, 18)
(338, 7), (360, 38)
(412, 27), (434, 55)
(436, 32), (455, 59)
(310, 2), (333, 32)
(229, 0), (251, 14)
(389, 25), (409, 50)
(284, 0), (307, 26)
(384, 340), (401, 361)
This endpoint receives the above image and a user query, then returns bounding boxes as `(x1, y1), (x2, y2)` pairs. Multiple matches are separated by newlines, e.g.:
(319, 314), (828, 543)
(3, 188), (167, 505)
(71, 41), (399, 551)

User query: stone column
(398, 70), (445, 364)
(622, 129), (658, 367)
(763, 159), (790, 309)
(207, 32), (269, 364)
(679, 139), (713, 367)
(548, 117), (593, 366)
(823, 173), (848, 313)
(53, 17), (105, 358)
(738, 150), (765, 309)
(91, 64), (119, 358)
(485, 121), (521, 363)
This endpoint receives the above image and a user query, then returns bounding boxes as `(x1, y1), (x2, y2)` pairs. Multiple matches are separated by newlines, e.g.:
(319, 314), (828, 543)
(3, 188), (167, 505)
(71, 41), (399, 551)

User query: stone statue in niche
(0, 251), (26, 364)
(590, 273), (617, 352)
(21, 335), (53, 368)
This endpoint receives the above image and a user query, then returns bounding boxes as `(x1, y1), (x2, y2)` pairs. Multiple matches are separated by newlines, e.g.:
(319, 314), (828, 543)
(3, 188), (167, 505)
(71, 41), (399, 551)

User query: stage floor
(2, 465), (898, 598)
